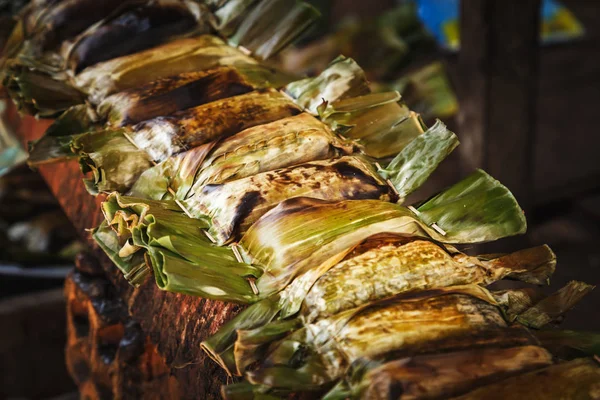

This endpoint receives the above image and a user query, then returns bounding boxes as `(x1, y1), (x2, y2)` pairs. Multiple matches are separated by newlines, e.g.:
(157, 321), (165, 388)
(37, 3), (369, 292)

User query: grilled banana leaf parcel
(243, 286), (521, 391)
(75, 89), (301, 194)
(323, 346), (553, 400)
(28, 64), (295, 163)
(239, 169), (527, 296)
(98, 64), (295, 127)
(93, 193), (260, 303)
(182, 155), (396, 244)
(63, 0), (209, 74)
(451, 358), (600, 400)
(202, 237), (555, 376)
(127, 88), (300, 162)
(73, 35), (258, 104)
(298, 235), (556, 322)
(131, 113), (352, 200)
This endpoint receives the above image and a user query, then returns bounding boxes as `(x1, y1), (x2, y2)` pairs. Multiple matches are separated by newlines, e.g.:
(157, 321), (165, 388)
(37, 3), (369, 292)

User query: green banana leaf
(95, 193), (260, 303)
(379, 119), (458, 199)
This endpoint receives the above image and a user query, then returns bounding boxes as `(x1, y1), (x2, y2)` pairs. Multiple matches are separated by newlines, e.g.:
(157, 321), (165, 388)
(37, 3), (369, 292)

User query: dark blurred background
(1, 0), (599, 398)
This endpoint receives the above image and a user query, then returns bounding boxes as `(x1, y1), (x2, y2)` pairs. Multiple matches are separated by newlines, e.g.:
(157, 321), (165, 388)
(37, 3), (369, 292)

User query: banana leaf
(98, 64), (295, 127)
(243, 286), (516, 391)
(227, 0), (320, 59)
(75, 89), (300, 194)
(63, 0), (210, 74)
(323, 345), (552, 400)
(73, 35), (257, 104)
(379, 119), (457, 199)
(516, 281), (595, 329)
(94, 192), (260, 302)
(213, 0), (259, 36)
(131, 113), (352, 201)
(28, 65), (296, 164)
(201, 236), (554, 374)
(449, 358), (600, 400)
(239, 169), (527, 297)
(30, 0), (128, 53)
(374, 61), (459, 121)
(183, 155), (396, 244)
(129, 142), (216, 201)
(285, 56), (370, 114)
(280, 3), (432, 80)
(126, 88), (300, 163)
(318, 91), (427, 158)
(2, 62), (84, 117)
(297, 235), (555, 322)
(72, 129), (153, 194)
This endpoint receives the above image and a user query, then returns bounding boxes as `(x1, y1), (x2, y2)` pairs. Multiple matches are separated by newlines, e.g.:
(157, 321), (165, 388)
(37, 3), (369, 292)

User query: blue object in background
(414, 0), (585, 51)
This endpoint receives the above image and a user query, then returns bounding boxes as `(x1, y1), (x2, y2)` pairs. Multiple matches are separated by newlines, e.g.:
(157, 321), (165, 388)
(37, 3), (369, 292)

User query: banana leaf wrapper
(63, 0), (210, 74)
(94, 192), (260, 302)
(243, 286), (521, 391)
(75, 89), (301, 194)
(280, 3), (431, 80)
(72, 129), (153, 194)
(449, 358), (600, 400)
(378, 119), (457, 199)
(285, 56), (370, 114)
(29, 0), (128, 53)
(239, 169), (527, 297)
(201, 237), (554, 374)
(2, 62), (85, 117)
(98, 64), (296, 127)
(297, 235), (556, 322)
(515, 281), (595, 328)
(183, 155), (396, 244)
(131, 113), (352, 200)
(28, 64), (295, 163)
(73, 35), (258, 104)
(318, 91), (427, 159)
(323, 345), (553, 400)
(373, 61), (459, 121)
(229, 0), (319, 60)
(127, 88), (301, 163)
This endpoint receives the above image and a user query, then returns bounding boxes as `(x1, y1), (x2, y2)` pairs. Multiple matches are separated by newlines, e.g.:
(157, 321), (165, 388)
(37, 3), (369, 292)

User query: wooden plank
(13, 110), (238, 399)
(458, 0), (541, 213)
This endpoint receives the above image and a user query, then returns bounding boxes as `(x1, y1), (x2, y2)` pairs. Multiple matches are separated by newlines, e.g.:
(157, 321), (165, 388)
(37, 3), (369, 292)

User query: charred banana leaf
(242, 286), (519, 391)
(298, 235), (556, 322)
(98, 64), (295, 127)
(127, 88), (301, 163)
(450, 358), (600, 400)
(73, 35), (257, 104)
(131, 113), (352, 200)
(28, 64), (295, 164)
(239, 169), (527, 296)
(182, 155), (395, 244)
(64, 0), (210, 74)
(75, 89), (300, 194)
(323, 346), (553, 400)
(202, 236), (554, 376)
